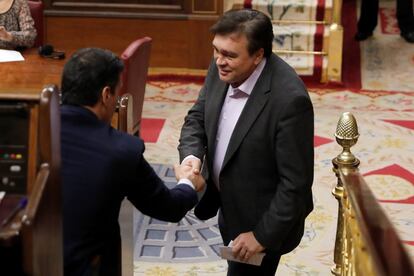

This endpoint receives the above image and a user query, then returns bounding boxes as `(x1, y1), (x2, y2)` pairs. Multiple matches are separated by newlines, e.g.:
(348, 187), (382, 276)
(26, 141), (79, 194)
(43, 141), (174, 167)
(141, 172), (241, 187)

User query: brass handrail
(331, 112), (414, 275)
(274, 49), (327, 55)
(272, 19), (328, 25)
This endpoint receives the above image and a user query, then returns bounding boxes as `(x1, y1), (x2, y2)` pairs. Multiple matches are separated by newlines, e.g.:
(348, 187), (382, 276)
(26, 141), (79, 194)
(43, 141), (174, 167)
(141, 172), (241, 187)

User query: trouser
(227, 253), (281, 276)
(357, 0), (414, 33)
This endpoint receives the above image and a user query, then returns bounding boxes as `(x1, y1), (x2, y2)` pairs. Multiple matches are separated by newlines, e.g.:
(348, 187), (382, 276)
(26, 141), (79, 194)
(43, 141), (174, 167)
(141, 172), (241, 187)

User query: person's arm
(178, 63), (215, 164)
(8, 0), (37, 48)
(173, 163), (205, 192)
(127, 156), (202, 222)
(252, 94), (314, 252)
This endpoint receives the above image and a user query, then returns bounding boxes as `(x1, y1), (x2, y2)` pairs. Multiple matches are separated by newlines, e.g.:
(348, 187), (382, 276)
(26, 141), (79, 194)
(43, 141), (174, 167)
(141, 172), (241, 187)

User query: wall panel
(43, 0), (222, 69)
(45, 17), (215, 69)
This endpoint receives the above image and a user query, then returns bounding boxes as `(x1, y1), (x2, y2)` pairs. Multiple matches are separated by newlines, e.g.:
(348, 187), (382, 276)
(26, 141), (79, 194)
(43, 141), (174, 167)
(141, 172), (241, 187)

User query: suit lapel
(221, 65), (272, 170)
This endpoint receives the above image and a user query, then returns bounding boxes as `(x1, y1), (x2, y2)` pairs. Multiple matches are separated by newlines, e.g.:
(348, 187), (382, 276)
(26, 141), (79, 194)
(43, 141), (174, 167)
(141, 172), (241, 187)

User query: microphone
(38, 45), (65, 60)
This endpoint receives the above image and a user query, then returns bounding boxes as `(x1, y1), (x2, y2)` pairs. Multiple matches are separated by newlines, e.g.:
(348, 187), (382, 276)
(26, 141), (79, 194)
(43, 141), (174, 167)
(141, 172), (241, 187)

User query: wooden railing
(331, 112), (414, 276)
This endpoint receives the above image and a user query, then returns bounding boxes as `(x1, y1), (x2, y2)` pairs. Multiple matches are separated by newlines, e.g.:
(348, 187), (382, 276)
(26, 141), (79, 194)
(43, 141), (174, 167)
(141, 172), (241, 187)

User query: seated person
(60, 47), (205, 276)
(0, 0), (37, 49)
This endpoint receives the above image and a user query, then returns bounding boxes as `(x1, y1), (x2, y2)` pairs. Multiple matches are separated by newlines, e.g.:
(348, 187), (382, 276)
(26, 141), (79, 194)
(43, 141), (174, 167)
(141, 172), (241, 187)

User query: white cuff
(182, 155), (201, 165)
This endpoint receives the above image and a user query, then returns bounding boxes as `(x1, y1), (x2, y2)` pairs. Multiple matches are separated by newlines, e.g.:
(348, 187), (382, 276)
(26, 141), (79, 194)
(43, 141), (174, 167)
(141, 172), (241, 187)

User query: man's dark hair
(61, 48), (124, 106)
(210, 9), (274, 58)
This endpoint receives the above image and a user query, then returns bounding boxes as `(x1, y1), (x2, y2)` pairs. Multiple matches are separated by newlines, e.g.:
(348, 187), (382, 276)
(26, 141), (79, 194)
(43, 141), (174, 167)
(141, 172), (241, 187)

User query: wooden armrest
(21, 163), (49, 226)
(117, 93), (134, 135)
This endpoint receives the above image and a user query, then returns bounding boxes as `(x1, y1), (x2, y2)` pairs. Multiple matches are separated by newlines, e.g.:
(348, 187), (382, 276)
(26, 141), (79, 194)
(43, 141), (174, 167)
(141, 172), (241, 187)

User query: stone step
(272, 23), (328, 52)
(225, 0), (333, 80)
(277, 52), (327, 77)
(231, 0), (332, 22)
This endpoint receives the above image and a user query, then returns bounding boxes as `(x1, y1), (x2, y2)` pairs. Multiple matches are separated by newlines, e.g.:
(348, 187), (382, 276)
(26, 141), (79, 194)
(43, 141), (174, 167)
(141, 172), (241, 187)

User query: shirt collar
(230, 58), (267, 96)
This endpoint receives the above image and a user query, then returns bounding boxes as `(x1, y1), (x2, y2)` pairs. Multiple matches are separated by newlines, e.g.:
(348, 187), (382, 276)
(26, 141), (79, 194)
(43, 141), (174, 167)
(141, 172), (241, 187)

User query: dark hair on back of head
(210, 9), (274, 58)
(61, 48), (124, 106)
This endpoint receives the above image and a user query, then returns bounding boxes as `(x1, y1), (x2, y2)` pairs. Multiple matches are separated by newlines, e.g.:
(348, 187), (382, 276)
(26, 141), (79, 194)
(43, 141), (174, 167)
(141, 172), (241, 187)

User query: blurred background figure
(355, 0), (414, 43)
(0, 0), (37, 49)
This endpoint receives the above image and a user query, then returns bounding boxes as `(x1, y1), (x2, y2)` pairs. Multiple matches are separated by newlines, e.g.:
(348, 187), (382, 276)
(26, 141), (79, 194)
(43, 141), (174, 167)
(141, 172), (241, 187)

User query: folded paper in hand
(219, 241), (265, 266)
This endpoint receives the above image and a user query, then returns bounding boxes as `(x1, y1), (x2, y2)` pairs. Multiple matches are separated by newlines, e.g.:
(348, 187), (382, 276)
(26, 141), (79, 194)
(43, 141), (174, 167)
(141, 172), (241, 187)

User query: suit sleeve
(126, 155), (198, 223)
(253, 94), (314, 251)
(177, 63), (215, 162)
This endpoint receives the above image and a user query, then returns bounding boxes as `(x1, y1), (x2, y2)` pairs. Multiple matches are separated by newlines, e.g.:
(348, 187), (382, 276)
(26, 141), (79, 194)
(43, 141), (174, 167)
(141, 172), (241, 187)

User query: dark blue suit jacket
(61, 105), (197, 276)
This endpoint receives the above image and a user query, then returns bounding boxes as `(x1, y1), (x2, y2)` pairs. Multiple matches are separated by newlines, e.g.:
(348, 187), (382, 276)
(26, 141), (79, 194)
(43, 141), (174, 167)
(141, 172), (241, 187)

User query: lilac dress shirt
(212, 59), (267, 189)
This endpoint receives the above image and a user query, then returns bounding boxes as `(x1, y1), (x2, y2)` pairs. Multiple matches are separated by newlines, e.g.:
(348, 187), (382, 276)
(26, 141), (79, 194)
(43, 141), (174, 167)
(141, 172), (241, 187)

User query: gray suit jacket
(178, 53), (314, 254)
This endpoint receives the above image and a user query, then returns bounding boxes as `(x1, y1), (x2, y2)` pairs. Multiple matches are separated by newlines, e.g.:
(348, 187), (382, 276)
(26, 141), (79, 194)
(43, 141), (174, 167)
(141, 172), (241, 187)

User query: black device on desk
(38, 44), (66, 60)
(0, 102), (29, 194)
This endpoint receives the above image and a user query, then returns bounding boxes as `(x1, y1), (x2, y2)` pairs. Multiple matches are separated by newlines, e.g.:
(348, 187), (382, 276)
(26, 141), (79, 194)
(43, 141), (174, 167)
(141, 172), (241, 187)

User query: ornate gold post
(326, 23), (344, 83)
(331, 112), (360, 275)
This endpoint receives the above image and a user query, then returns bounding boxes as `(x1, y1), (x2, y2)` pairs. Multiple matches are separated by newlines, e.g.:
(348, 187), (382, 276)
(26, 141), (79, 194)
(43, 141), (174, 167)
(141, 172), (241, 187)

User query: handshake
(173, 158), (205, 192)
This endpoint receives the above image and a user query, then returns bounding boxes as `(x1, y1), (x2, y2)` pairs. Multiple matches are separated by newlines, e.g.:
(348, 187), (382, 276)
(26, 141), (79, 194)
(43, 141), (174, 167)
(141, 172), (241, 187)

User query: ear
(254, 48), (265, 65)
(101, 86), (112, 106)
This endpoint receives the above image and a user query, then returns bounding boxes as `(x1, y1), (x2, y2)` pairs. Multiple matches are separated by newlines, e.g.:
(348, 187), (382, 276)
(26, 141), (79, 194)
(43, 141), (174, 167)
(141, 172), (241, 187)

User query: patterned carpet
(132, 0), (414, 274)
(134, 81), (414, 276)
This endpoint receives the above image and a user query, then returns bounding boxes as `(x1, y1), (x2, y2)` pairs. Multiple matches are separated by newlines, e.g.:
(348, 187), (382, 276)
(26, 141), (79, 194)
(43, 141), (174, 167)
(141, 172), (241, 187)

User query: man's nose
(216, 55), (226, 66)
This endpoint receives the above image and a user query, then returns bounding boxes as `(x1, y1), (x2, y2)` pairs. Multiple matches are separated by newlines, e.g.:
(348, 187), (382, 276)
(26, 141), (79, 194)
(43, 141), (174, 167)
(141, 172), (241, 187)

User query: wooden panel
(43, 0), (189, 17)
(45, 16), (215, 69)
(192, 0), (218, 13)
(53, 0), (181, 3)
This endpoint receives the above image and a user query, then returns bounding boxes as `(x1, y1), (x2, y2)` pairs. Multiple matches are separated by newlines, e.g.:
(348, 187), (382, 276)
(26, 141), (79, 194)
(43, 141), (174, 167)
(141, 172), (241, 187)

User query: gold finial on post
(334, 112), (360, 166)
(331, 112), (360, 275)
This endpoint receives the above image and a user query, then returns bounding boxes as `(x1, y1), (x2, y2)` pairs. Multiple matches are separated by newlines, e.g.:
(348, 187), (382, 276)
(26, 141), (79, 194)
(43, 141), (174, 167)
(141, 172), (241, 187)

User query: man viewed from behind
(60, 48), (204, 276)
(179, 9), (314, 275)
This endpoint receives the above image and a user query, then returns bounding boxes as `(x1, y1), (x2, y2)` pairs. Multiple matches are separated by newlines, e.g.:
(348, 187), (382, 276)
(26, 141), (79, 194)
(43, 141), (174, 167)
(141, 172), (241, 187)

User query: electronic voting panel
(0, 102), (29, 194)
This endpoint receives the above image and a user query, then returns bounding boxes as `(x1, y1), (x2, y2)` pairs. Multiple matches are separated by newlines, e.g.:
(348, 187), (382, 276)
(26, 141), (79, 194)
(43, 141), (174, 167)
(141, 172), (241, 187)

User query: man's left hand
(232, 231), (265, 261)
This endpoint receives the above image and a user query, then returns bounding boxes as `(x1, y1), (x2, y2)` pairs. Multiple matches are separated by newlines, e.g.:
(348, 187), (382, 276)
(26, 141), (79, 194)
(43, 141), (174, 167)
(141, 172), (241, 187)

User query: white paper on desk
(0, 191), (5, 204)
(0, 49), (24, 63)
(220, 245), (265, 266)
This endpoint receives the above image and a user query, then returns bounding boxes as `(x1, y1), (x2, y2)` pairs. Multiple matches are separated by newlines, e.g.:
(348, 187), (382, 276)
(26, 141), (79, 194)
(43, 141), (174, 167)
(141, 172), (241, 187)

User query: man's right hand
(181, 157), (202, 175)
(174, 164), (205, 192)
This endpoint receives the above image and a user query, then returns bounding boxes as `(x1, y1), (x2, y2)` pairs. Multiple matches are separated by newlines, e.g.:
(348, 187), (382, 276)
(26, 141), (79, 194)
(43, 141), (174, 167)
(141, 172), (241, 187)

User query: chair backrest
(28, 1), (44, 47)
(119, 37), (152, 136)
(0, 85), (63, 276)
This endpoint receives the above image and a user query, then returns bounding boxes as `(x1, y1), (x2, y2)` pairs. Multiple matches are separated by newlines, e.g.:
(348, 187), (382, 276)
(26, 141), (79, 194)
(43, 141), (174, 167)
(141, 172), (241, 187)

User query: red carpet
(382, 120), (414, 131)
(140, 118), (165, 143)
(340, 0), (362, 90)
(314, 135), (334, 147)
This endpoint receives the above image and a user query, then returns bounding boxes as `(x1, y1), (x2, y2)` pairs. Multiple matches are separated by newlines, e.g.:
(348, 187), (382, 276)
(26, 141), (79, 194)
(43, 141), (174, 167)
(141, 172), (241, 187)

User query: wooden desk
(0, 48), (65, 99)
(1, 49), (65, 275)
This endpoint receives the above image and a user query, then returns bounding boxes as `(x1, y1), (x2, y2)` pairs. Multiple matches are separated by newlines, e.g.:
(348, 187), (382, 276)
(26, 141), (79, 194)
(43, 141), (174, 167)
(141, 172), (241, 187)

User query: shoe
(354, 31), (373, 41)
(401, 31), (414, 43)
